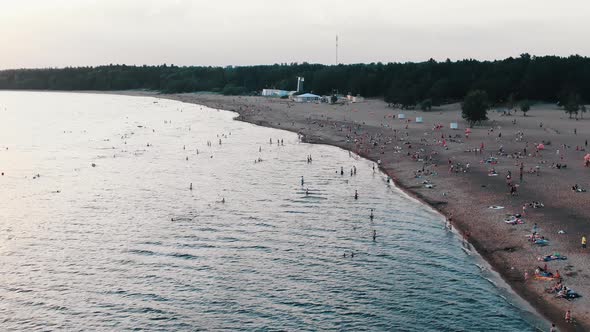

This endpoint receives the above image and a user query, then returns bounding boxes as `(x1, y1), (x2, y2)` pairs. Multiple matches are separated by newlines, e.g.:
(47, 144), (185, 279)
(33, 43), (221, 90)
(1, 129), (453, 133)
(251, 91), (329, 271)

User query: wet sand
(121, 92), (589, 331)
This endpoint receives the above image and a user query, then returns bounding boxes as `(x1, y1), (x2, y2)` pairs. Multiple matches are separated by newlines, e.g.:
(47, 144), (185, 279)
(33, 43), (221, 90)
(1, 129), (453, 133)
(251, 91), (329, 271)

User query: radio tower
(335, 35), (339, 65)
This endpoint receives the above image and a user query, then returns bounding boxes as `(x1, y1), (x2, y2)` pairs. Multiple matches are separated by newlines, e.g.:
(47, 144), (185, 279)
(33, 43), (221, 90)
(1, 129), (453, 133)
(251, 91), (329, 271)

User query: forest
(0, 54), (588, 107)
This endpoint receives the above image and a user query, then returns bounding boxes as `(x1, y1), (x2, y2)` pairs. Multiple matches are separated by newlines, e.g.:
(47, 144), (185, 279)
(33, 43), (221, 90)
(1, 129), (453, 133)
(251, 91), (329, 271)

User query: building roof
(297, 93), (320, 98)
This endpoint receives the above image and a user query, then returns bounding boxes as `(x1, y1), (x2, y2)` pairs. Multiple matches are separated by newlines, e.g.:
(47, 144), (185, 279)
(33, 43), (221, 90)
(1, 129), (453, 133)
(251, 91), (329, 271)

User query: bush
(222, 84), (247, 95)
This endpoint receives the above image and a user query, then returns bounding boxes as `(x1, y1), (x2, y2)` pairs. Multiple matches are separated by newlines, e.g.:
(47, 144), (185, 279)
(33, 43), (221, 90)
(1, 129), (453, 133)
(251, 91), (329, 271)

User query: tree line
(1, 54), (589, 107)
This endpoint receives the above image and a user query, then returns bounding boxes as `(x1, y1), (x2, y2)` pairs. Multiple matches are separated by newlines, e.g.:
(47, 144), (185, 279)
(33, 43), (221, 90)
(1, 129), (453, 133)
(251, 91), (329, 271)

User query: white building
(347, 94), (365, 103)
(293, 93), (321, 103)
(261, 89), (291, 97)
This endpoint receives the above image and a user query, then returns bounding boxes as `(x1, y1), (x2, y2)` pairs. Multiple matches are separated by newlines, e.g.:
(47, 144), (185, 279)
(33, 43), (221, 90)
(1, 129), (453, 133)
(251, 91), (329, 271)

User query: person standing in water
(340, 166), (344, 175)
(301, 176), (304, 186)
(370, 209), (374, 220)
(305, 188), (309, 196)
(354, 190), (358, 200)
(189, 183), (193, 190)
(372, 230), (377, 241)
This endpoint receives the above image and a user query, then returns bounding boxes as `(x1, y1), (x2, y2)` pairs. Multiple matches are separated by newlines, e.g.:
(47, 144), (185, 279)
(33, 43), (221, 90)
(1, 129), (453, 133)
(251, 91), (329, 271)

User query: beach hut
(450, 122), (458, 129)
(416, 117), (423, 123)
(293, 93), (321, 103)
(398, 114), (406, 119)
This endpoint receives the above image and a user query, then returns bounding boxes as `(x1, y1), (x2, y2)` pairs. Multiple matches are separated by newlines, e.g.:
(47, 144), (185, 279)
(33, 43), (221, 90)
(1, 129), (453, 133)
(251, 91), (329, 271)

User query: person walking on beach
(583, 235), (587, 249)
(565, 310), (572, 323)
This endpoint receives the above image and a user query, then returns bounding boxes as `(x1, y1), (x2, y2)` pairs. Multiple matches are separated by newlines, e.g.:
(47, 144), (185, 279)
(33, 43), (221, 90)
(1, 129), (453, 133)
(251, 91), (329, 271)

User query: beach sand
(124, 92), (589, 331)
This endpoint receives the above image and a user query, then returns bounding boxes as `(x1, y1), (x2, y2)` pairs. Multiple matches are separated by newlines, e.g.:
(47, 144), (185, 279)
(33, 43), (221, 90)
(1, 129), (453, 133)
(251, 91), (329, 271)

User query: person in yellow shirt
(583, 235), (587, 249)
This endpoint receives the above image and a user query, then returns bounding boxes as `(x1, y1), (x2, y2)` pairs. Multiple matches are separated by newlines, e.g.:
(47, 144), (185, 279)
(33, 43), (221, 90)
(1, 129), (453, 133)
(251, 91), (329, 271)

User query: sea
(0, 91), (546, 331)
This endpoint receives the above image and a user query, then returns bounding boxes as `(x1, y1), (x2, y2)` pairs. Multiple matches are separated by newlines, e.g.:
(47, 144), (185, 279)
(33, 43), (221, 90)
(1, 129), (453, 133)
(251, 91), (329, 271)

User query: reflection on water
(0, 92), (542, 331)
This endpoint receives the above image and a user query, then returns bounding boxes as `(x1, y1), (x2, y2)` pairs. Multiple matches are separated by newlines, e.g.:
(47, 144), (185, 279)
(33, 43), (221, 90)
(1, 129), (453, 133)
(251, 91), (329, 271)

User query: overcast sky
(1, 0), (589, 69)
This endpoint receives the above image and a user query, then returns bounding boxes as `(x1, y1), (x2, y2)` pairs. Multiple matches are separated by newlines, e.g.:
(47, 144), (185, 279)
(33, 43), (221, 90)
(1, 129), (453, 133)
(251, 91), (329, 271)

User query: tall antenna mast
(335, 35), (339, 65)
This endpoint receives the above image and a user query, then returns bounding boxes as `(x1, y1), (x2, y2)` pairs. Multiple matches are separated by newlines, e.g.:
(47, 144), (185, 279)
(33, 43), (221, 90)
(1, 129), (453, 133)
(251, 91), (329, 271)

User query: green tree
(519, 100), (531, 116)
(462, 90), (489, 127)
(580, 104), (587, 119)
(419, 98), (433, 111)
(507, 93), (516, 111)
(564, 94), (580, 119)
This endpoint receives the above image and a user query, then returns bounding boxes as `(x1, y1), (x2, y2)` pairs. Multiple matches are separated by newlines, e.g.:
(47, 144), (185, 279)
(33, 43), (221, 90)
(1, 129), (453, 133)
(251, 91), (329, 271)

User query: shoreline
(9, 90), (585, 331)
(145, 92), (588, 332)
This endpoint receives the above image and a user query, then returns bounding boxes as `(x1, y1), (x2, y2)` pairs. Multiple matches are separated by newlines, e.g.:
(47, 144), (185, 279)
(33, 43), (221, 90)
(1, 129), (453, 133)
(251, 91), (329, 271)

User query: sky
(1, 0), (590, 69)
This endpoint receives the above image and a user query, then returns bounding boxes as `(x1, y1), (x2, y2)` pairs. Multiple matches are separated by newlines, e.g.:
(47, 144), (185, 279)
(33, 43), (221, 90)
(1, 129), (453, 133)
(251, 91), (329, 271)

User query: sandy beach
(119, 91), (589, 331)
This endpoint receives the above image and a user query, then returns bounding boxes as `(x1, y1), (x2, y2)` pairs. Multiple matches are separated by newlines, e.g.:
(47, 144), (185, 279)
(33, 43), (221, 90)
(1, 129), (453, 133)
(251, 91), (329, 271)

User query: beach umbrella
(465, 128), (472, 134)
(537, 143), (545, 150)
(584, 154), (590, 161)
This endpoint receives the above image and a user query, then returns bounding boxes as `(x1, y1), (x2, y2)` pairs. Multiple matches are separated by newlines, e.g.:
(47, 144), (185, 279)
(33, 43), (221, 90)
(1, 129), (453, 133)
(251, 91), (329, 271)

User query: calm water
(0, 91), (544, 331)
